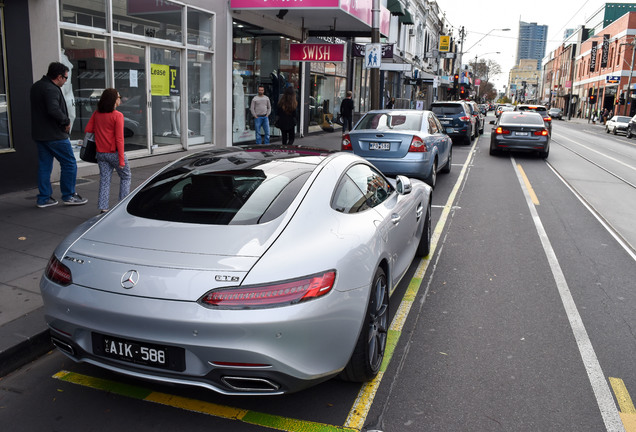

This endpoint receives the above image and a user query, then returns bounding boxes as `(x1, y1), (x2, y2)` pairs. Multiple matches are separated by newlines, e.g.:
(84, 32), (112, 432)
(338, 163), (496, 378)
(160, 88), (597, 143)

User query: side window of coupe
(332, 164), (393, 213)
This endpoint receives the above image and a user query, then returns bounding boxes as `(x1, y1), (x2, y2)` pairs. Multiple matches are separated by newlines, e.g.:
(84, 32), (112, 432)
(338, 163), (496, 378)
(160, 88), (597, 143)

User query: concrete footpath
(0, 131), (342, 377)
(0, 115), (605, 377)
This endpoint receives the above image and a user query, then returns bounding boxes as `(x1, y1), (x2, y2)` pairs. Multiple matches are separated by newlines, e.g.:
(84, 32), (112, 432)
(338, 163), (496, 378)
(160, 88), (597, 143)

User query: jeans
(36, 139), (77, 204)
(96, 152), (132, 211)
(254, 116), (270, 144)
(342, 115), (353, 132)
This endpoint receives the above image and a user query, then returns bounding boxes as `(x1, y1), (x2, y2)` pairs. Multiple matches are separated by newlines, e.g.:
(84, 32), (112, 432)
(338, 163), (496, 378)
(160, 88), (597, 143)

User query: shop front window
(187, 8), (213, 49)
(112, 0), (182, 43)
(60, 30), (107, 152)
(60, 0), (106, 29)
(188, 50), (213, 144)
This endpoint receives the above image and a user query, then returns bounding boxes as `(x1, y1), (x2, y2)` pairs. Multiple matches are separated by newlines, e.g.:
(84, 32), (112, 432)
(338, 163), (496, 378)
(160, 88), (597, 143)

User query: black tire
(539, 147), (549, 159)
(441, 146), (452, 173)
(627, 129), (633, 139)
(606, 127), (610, 133)
(340, 267), (389, 382)
(464, 134), (471, 145)
(425, 159), (437, 188)
(613, 128), (617, 135)
(416, 201), (431, 257)
(489, 144), (498, 156)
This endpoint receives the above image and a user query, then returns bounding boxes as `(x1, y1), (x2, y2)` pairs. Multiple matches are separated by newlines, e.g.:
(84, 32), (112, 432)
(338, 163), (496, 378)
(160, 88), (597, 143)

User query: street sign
(606, 75), (620, 84)
(364, 43), (382, 68)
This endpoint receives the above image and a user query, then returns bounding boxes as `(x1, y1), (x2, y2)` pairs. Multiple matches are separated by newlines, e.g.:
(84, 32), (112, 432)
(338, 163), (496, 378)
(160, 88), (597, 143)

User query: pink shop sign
(230, 0), (341, 8)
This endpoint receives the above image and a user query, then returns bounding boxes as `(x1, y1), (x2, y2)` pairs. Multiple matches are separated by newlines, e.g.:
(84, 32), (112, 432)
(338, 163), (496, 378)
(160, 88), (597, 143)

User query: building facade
(0, 0), (454, 195)
(517, 21), (548, 71)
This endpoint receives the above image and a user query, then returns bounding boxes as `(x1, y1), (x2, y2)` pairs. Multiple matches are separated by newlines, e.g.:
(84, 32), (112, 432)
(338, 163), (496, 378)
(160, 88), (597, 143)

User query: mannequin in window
(165, 94), (180, 136)
(233, 69), (246, 133)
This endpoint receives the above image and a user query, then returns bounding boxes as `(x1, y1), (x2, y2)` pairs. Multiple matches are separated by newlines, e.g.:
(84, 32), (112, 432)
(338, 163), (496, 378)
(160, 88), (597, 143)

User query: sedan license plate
(369, 142), (390, 151)
(446, 128), (456, 133)
(515, 131), (529, 136)
(92, 333), (186, 371)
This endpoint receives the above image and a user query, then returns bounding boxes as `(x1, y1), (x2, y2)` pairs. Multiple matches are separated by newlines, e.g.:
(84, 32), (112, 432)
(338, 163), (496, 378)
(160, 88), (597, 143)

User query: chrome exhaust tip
(51, 337), (75, 356)
(221, 376), (280, 392)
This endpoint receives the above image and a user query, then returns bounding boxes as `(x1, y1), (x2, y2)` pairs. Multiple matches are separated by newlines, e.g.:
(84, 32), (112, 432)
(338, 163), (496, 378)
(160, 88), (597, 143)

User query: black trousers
(282, 128), (295, 145)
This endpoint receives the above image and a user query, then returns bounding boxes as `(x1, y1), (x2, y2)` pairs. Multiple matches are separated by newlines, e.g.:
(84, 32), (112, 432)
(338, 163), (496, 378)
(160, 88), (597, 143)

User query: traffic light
(460, 86), (466, 98)
(589, 94), (597, 104)
(619, 93), (625, 105)
(453, 73), (459, 84)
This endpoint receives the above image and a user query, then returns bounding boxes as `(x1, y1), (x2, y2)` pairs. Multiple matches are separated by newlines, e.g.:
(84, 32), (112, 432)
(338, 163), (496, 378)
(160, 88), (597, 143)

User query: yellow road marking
(610, 377), (636, 432)
(517, 164), (540, 205)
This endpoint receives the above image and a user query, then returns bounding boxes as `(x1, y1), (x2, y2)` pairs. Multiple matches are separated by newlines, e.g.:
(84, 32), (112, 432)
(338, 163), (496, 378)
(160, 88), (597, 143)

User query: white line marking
(511, 156), (625, 432)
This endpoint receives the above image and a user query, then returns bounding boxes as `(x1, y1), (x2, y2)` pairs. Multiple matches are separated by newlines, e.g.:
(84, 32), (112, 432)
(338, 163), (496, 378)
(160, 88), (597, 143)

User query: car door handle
(391, 214), (401, 225)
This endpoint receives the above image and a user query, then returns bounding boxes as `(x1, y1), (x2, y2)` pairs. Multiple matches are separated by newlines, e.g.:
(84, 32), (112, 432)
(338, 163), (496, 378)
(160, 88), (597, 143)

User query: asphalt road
(1, 116), (635, 432)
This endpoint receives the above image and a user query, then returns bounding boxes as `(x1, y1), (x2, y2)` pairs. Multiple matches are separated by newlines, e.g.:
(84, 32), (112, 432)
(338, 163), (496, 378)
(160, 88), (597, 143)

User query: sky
(436, 0), (621, 90)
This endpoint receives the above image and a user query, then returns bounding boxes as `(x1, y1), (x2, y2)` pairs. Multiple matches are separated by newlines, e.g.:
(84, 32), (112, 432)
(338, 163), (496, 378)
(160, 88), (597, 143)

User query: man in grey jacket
(249, 85), (271, 144)
(30, 61), (87, 208)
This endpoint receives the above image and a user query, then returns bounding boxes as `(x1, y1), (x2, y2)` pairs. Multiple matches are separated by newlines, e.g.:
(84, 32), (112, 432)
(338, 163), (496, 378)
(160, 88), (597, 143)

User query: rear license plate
(92, 333), (186, 371)
(440, 120), (450, 125)
(446, 128), (456, 133)
(515, 131), (529, 136)
(369, 142), (390, 150)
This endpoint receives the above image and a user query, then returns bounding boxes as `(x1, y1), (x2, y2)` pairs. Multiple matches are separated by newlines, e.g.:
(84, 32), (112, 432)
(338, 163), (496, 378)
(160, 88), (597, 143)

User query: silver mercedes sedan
(41, 146), (432, 395)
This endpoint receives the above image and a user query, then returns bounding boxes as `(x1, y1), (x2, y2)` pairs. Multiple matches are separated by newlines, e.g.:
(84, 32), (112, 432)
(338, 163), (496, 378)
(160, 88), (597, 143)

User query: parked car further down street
(40, 146), (433, 396)
(490, 111), (550, 158)
(605, 115), (631, 135)
(431, 101), (476, 145)
(548, 107), (563, 120)
(342, 109), (452, 188)
(465, 100), (485, 135)
(495, 104), (514, 118)
(627, 114), (636, 138)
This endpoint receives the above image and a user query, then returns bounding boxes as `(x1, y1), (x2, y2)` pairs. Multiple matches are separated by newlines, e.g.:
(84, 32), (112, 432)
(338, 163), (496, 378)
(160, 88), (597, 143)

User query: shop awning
(399, 10), (414, 25)
(387, 0), (405, 16)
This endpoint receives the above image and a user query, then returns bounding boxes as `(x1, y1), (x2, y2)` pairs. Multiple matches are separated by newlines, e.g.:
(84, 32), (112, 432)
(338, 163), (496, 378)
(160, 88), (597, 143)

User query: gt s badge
(215, 275), (240, 282)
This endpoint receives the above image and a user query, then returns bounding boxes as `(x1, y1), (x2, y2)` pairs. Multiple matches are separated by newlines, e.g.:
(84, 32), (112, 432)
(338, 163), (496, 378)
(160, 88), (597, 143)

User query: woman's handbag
(80, 133), (97, 163)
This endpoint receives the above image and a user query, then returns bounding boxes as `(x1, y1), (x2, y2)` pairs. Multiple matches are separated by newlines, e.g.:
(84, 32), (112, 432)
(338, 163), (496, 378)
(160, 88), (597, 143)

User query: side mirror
(395, 175), (412, 195)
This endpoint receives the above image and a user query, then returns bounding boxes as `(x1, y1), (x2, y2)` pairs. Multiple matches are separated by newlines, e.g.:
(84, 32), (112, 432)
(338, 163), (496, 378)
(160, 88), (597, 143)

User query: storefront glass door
(113, 41), (148, 153)
(150, 47), (182, 149)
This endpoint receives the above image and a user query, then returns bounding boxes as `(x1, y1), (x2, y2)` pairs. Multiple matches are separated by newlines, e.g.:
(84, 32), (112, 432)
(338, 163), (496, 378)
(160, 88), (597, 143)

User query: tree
(470, 58), (503, 101)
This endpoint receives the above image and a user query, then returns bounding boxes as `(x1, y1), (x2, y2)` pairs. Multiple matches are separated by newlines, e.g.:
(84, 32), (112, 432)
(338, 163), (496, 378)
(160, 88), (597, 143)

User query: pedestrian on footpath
(30, 61), (88, 208)
(276, 86), (298, 146)
(250, 85), (271, 144)
(340, 90), (354, 135)
(85, 89), (131, 214)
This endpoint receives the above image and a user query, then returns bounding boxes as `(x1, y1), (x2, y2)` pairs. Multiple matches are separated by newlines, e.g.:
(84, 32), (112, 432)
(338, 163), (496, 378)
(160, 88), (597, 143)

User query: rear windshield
(431, 104), (464, 115)
(517, 106), (547, 113)
(127, 162), (313, 225)
(615, 116), (631, 123)
(355, 112), (423, 131)
(500, 112), (545, 125)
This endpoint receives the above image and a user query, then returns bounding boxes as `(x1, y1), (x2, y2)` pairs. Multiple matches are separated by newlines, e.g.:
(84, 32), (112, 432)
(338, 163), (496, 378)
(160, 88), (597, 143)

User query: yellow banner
(439, 36), (450, 52)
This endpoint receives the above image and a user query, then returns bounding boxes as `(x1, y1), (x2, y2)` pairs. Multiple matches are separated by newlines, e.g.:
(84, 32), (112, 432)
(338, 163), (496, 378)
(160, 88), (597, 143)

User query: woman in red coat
(85, 88), (131, 213)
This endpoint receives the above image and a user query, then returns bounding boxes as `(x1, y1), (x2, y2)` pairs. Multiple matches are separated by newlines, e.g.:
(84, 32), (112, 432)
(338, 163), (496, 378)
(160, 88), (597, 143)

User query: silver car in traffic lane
(40, 146), (432, 395)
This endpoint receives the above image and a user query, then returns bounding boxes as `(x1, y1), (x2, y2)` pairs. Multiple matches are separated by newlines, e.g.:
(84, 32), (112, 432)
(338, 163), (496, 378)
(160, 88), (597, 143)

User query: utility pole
(623, 38), (635, 116)
(370, 0), (380, 110)
(567, 44), (576, 120)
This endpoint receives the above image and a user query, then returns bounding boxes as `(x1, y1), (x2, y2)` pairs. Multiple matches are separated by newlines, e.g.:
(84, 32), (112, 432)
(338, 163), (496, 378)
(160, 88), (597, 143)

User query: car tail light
(199, 270), (336, 309)
(45, 255), (72, 286)
(408, 136), (427, 152)
(533, 129), (549, 136)
(544, 116), (552, 122)
(495, 127), (511, 135)
(459, 116), (471, 121)
(341, 134), (352, 151)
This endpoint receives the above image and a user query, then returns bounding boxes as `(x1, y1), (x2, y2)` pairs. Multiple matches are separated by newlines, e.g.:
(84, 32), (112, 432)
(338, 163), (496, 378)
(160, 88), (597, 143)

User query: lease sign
(290, 44), (345, 62)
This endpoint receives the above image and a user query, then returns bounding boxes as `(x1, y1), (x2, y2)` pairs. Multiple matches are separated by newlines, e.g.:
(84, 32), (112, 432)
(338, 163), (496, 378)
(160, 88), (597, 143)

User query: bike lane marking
(511, 156), (625, 432)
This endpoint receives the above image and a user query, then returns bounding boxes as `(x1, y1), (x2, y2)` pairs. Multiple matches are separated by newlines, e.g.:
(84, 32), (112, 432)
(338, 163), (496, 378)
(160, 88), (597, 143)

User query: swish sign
(290, 44), (345, 62)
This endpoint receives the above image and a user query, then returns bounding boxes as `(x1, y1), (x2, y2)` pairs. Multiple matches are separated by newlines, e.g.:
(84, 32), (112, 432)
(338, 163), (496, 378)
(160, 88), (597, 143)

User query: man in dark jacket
(31, 61), (87, 207)
(339, 90), (354, 135)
